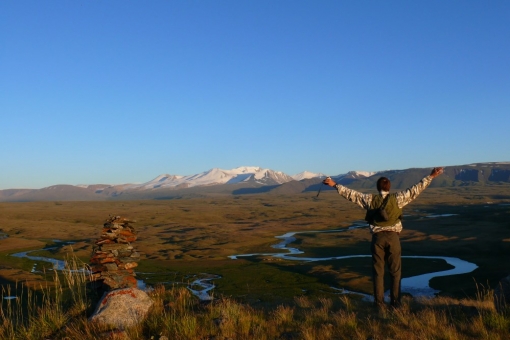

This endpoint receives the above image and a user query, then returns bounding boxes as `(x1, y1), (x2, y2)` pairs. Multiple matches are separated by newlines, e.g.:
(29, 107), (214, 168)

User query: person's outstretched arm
(322, 177), (372, 209)
(395, 167), (444, 208)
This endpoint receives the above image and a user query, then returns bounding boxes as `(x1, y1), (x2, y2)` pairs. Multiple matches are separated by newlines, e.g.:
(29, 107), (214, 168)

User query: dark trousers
(371, 231), (401, 307)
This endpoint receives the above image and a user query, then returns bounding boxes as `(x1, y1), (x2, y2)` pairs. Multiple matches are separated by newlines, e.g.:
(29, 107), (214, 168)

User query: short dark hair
(377, 177), (391, 192)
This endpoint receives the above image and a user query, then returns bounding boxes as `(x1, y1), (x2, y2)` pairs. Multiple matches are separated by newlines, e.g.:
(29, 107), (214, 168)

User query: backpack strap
(379, 193), (391, 210)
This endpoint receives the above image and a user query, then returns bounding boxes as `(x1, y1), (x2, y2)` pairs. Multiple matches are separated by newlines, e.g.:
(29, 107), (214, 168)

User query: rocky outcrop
(494, 274), (510, 313)
(89, 287), (153, 329)
(89, 216), (140, 291)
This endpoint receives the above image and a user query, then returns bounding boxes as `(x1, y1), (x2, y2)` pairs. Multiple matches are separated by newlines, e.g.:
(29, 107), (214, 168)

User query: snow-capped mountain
(291, 171), (326, 181)
(343, 171), (377, 179)
(2, 162), (509, 202)
(128, 166), (296, 190)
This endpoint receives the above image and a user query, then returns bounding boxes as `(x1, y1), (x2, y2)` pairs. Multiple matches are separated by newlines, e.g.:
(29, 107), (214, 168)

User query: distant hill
(298, 162), (510, 195)
(1, 162), (509, 202)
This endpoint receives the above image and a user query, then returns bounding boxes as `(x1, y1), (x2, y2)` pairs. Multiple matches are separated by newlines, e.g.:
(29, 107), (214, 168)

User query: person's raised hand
(430, 167), (444, 178)
(322, 177), (337, 187)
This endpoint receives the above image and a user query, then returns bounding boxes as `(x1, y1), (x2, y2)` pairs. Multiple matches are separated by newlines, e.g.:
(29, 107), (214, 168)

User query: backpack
(365, 193), (402, 226)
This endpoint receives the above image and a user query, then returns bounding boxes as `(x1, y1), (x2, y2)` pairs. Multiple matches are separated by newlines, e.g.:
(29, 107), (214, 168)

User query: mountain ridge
(1, 162), (509, 202)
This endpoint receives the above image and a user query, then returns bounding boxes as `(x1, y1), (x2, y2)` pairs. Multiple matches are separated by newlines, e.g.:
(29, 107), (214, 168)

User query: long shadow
(232, 185), (279, 195)
(303, 178), (359, 193)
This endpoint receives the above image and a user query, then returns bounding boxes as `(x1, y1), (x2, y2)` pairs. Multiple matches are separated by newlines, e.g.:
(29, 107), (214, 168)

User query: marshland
(1, 185), (509, 339)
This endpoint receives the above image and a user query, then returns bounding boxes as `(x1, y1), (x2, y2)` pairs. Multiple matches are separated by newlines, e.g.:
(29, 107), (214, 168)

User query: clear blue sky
(1, 1), (509, 189)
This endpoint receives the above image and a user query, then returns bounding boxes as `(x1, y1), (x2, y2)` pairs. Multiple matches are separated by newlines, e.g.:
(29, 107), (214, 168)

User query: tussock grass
(0, 257), (90, 339)
(2, 265), (509, 339)
(1, 191), (509, 338)
(1, 191), (509, 300)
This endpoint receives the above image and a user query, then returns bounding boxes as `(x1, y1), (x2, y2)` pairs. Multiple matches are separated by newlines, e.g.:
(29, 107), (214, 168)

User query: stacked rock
(89, 216), (141, 291)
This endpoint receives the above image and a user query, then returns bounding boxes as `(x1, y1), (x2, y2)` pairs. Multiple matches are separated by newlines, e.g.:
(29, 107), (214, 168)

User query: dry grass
(0, 257), (90, 339)
(2, 270), (508, 339)
(0, 189), (509, 300)
(0, 238), (46, 253)
(0, 187), (509, 338)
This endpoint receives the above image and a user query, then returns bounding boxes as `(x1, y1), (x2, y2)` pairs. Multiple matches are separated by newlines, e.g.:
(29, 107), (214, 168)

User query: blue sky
(1, 1), (509, 189)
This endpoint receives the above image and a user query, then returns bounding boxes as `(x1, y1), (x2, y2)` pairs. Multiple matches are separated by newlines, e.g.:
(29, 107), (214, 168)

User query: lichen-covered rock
(90, 288), (153, 329)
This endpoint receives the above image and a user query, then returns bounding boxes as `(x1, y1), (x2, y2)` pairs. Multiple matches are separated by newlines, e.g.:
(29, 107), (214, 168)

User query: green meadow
(0, 186), (509, 338)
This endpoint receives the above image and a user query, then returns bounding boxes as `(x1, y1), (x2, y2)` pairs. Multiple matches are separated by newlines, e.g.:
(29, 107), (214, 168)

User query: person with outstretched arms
(322, 167), (444, 309)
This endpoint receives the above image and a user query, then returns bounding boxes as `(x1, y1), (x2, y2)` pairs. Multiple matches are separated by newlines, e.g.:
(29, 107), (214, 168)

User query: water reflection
(230, 222), (478, 297)
(7, 216), (479, 300)
(11, 248), (67, 271)
(9, 247), (213, 300)
(187, 274), (221, 301)
(401, 256), (477, 296)
(425, 214), (458, 218)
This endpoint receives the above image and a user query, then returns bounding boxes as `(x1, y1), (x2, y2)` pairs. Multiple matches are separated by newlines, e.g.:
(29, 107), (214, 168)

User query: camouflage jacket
(334, 175), (434, 234)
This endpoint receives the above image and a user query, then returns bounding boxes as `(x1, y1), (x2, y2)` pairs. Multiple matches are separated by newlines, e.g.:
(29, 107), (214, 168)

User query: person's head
(377, 177), (391, 192)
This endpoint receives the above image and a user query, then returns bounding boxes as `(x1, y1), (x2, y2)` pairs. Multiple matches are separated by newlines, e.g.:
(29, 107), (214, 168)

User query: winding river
(12, 247), (67, 271)
(7, 218), (478, 301)
(229, 221), (478, 300)
(8, 245), (217, 301)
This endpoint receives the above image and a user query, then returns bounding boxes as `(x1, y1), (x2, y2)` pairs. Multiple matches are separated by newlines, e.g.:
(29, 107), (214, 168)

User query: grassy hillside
(1, 186), (509, 300)
(1, 267), (507, 339)
(0, 185), (509, 338)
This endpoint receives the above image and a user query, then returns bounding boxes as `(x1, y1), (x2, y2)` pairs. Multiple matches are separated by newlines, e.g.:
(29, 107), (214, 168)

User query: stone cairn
(89, 216), (140, 291)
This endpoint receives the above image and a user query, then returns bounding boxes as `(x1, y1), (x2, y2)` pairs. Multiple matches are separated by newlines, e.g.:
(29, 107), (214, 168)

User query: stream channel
(7, 218), (478, 302)
(229, 220), (478, 302)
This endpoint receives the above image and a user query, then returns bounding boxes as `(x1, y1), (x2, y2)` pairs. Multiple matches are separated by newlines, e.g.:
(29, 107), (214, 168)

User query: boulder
(89, 288), (153, 329)
(494, 274), (510, 313)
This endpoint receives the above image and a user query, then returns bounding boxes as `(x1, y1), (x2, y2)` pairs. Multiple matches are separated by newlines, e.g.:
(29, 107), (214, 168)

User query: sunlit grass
(0, 191), (509, 338)
(0, 256), (91, 339)
(1, 264), (509, 339)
